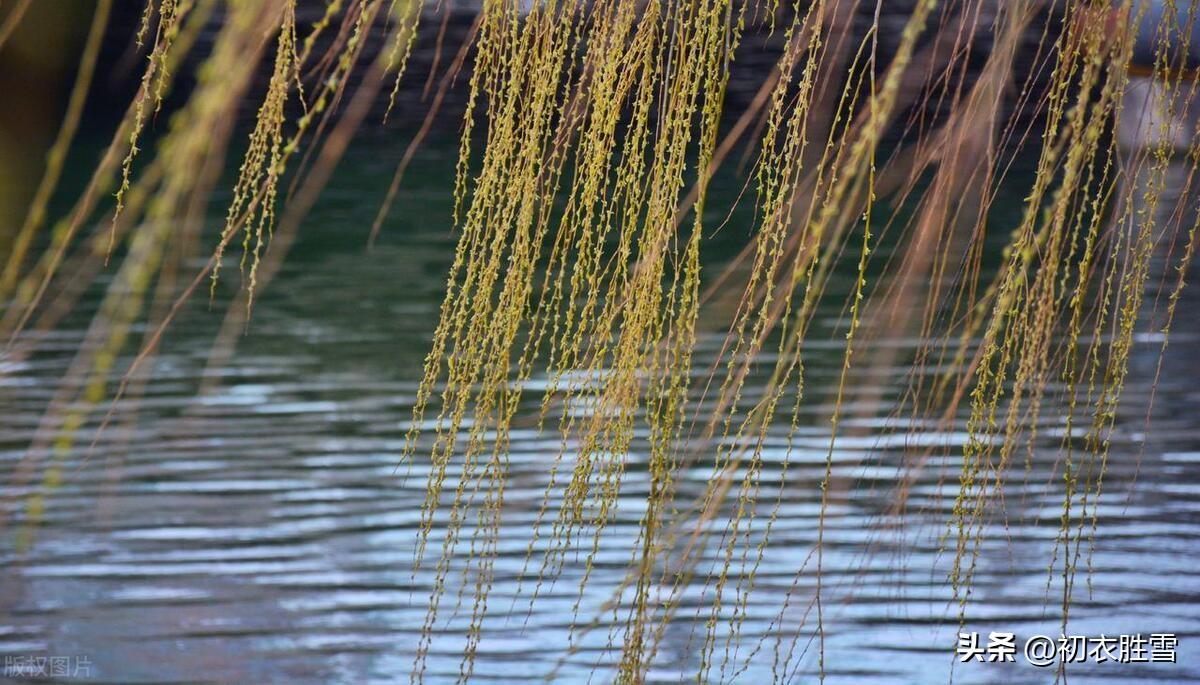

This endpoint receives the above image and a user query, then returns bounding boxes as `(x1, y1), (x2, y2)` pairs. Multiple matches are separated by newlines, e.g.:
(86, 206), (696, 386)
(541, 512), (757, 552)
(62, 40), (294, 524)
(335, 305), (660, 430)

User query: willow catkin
(113, 0), (193, 237)
(13, 0), (285, 549)
(949, 0), (1115, 609)
(212, 0), (299, 302)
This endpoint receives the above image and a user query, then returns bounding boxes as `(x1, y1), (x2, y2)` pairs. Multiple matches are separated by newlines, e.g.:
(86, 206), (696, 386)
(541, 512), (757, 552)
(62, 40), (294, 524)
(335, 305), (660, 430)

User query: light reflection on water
(2, 141), (1199, 684)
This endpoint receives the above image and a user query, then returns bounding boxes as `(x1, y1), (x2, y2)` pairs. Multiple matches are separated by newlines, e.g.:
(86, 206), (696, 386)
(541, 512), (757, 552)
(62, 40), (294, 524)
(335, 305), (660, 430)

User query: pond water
(1, 133), (1199, 684)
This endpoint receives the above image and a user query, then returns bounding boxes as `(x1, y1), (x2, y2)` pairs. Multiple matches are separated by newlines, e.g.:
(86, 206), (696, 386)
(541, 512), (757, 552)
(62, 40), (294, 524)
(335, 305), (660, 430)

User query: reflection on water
(1, 139), (1199, 684)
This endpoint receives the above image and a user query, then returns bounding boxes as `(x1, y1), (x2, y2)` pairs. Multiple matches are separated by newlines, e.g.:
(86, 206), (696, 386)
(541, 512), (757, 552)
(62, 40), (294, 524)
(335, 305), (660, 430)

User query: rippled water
(2, 137), (1199, 684)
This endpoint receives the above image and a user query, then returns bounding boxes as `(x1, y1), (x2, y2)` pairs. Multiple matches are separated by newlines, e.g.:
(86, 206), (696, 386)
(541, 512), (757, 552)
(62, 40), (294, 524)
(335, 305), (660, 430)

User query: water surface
(1, 137), (1199, 684)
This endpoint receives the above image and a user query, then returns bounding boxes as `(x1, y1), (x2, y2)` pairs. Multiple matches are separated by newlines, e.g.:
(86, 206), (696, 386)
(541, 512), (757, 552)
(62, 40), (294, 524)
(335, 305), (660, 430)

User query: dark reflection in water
(1, 137), (1199, 684)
